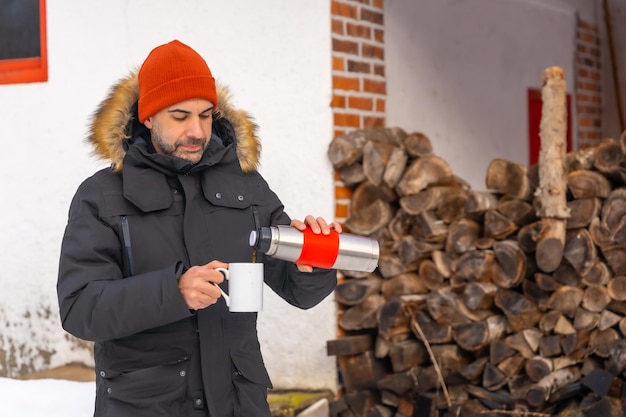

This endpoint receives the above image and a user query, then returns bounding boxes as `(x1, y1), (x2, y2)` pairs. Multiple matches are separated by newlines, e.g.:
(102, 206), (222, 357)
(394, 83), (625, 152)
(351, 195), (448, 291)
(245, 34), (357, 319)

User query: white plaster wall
(385, 0), (579, 190)
(0, 0), (337, 390)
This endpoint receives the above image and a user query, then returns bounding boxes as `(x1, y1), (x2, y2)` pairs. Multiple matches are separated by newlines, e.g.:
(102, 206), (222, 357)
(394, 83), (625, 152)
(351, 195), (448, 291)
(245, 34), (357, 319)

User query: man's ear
(144, 117), (153, 129)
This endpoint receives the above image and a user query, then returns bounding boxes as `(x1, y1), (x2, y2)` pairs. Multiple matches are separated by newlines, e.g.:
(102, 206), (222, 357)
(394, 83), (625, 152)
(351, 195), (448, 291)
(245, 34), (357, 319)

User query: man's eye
(200, 114), (213, 120)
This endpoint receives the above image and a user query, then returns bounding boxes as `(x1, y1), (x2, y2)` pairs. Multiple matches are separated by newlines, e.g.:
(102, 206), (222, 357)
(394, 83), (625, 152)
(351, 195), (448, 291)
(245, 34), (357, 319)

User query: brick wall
(331, 0), (387, 225)
(576, 18), (603, 148)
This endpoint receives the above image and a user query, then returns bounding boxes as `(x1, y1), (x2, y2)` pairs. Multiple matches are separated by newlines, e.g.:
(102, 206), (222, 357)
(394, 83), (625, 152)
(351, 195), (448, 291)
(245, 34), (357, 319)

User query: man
(57, 40), (340, 417)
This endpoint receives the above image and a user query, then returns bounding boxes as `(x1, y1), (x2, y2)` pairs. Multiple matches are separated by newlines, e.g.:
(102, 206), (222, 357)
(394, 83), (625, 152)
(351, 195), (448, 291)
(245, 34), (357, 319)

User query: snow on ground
(0, 378), (95, 416)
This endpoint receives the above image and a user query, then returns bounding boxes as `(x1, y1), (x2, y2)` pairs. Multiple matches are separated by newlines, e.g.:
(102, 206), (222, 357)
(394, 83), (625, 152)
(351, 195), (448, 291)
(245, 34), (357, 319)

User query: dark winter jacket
(57, 72), (337, 417)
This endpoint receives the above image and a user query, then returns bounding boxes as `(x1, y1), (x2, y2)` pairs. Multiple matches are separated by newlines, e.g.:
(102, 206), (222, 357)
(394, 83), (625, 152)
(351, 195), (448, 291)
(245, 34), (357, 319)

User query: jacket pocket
(99, 356), (190, 417)
(230, 350), (273, 417)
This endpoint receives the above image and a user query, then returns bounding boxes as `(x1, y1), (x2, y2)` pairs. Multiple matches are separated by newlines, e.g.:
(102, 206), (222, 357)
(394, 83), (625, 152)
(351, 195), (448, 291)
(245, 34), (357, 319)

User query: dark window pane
(0, 0), (41, 60)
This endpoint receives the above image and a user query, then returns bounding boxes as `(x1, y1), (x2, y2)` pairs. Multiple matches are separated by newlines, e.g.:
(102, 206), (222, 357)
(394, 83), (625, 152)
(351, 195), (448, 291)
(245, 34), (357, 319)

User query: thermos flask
(249, 225), (380, 272)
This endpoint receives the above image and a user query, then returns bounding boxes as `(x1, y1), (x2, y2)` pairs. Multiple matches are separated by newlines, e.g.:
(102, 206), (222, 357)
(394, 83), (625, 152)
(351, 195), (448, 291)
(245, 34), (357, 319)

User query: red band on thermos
(296, 227), (340, 268)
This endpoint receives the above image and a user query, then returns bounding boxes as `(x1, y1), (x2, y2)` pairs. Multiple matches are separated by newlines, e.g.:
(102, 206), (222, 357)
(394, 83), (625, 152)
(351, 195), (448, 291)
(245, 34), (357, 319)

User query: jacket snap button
(237, 195), (244, 201)
(99, 371), (106, 377)
(195, 399), (202, 406)
(107, 388), (112, 394)
(180, 370), (186, 377)
(215, 193), (222, 199)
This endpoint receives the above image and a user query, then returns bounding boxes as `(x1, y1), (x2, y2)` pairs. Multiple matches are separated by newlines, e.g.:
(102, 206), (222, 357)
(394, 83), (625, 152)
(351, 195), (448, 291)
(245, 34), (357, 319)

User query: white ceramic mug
(214, 263), (264, 312)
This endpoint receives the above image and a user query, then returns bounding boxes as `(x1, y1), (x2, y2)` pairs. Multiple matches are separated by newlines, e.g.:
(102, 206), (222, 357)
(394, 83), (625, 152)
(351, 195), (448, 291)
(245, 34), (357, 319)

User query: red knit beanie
(138, 40), (218, 122)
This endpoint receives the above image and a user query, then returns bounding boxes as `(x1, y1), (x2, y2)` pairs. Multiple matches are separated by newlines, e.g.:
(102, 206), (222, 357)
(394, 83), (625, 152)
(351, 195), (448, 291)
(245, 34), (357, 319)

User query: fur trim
(87, 72), (261, 173)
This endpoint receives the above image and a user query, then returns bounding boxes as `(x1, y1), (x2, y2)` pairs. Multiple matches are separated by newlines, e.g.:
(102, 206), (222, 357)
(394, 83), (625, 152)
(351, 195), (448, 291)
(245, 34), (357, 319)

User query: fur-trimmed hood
(87, 71), (261, 173)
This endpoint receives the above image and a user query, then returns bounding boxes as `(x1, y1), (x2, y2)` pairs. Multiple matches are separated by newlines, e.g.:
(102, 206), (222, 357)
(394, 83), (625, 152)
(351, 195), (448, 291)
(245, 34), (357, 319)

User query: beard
(150, 123), (209, 164)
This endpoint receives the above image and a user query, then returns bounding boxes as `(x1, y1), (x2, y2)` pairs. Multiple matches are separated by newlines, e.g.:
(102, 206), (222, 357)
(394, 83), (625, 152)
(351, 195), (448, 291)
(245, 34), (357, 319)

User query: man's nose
(187, 118), (204, 138)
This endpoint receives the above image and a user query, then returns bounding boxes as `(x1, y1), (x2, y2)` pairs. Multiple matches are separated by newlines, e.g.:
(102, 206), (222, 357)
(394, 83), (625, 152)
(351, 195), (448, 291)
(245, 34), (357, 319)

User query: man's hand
(178, 260), (228, 310)
(290, 215), (343, 272)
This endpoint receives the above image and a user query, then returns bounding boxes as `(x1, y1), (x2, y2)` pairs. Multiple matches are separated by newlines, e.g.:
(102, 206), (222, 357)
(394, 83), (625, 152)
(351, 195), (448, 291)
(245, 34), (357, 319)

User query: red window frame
(0, 0), (48, 85)
(528, 88), (572, 166)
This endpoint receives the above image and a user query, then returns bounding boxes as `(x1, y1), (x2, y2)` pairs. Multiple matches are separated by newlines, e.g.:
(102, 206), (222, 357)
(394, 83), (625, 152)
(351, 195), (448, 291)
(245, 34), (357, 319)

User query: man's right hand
(178, 260), (228, 310)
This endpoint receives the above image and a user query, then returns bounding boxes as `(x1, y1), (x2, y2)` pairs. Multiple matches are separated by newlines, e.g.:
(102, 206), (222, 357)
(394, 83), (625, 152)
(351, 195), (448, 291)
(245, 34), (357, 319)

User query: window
(0, 0), (47, 84)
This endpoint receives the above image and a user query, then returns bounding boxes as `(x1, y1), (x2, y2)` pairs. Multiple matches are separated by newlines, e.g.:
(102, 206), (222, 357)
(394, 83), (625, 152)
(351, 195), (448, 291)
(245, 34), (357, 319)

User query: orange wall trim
(0, 0), (48, 85)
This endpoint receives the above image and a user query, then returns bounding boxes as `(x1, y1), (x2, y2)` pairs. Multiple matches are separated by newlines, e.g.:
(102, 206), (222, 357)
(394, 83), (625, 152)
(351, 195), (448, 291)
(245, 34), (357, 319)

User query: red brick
(361, 8), (383, 25)
(346, 22), (372, 39)
(364, 116), (385, 127)
(332, 94), (347, 108)
(348, 96), (373, 110)
(376, 98), (385, 112)
(374, 29), (384, 43)
(333, 38), (359, 55)
(347, 59), (371, 73)
(335, 203), (349, 219)
(331, 1), (358, 19)
(333, 75), (361, 91)
(362, 43), (384, 60)
(363, 78), (386, 94)
(372, 0), (383, 9)
(333, 56), (345, 71)
(373, 64), (385, 77)
(334, 112), (361, 127)
(335, 185), (353, 199)
(332, 18), (344, 35)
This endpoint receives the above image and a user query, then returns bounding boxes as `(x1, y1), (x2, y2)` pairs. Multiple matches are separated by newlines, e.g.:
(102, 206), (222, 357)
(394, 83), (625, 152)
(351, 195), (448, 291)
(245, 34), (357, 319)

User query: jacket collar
(87, 71), (261, 174)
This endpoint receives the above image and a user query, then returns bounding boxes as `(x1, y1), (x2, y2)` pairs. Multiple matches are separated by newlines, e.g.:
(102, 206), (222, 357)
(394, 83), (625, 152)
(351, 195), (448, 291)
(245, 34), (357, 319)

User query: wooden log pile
(326, 69), (626, 417)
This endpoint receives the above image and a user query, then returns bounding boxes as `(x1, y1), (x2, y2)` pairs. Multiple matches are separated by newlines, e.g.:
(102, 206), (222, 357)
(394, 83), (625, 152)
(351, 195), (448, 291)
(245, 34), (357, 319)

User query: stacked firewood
(325, 77), (626, 416)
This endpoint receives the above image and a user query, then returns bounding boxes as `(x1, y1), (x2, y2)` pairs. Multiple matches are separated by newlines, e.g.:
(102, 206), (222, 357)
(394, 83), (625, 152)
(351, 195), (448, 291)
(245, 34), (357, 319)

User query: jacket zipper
(120, 216), (135, 276)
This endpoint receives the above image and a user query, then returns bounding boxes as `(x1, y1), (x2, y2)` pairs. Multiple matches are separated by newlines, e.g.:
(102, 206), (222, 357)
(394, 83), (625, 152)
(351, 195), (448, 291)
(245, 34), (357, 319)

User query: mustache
(177, 137), (206, 147)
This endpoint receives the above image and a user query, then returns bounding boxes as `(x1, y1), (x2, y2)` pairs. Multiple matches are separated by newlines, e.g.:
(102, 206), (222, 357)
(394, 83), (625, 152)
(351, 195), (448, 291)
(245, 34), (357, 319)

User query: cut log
(492, 240), (527, 288)
(573, 307), (600, 332)
(412, 211), (448, 243)
(607, 276), (626, 301)
(410, 309), (452, 344)
(376, 371), (415, 396)
(362, 140), (399, 186)
(395, 155), (453, 196)
(402, 131), (433, 158)
(381, 273), (429, 298)
(327, 334), (375, 356)
(517, 220), (544, 253)
(458, 357), (488, 382)
(563, 228), (597, 275)
(383, 147), (409, 188)
(497, 198), (537, 225)
(464, 190), (499, 215)
(565, 146), (597, 172)
(566, 197), (600, 229)
(602, 189), (626, 242)
(581, 260), (611, 287)
(483, 209), (518, 239)
(397, 236), (442, 266)
(601, 244), (626, 276)
(552, 263), (582, 287)
(597, 309), (622, 331)
(388, 339), (427, 373)
(525, 356), (554, 382)
(338, 351), (389, 393)
(338, 162), (366, 185)
(451, 315), (507, 352)
(426, 287), (471, 326)
(378, 297), (411, 339)
(535, 218), (566, 273)
(486, 158), (533, 200)
(566, 169), (612, 199)
(462, 282), (497, 311)
(495, 288), (542, 332)
(335, 277), (383, 305)
(560, 330), (591, 357)
(534, 272), (562, 292)
(590, 328), (620, 358)
(593, 138), (626, 184)
(581, 285), (611, 313)
(431, 250), (452, 278)
(399, 186), (463, 215)
(489, 340), (516, 365)
(437, 188), (471, 224)
(445, 218), (482, 255)
(377, 253), (406, 278)
(346, 199), (394, 235)
(349, 181), (396, 217)
(526, 367), (581, 408)
(339, 294), (386, 330)
(547, 286), (584, 318)
(328, 130), (369, 167)
(418, 259), (445, 290)
(450, 250), (495, 282)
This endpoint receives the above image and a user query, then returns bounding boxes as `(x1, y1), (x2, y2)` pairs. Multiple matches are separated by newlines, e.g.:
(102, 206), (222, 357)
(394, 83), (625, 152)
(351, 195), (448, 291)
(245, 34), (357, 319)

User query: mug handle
(214, 267), (230, 307)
